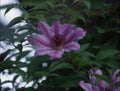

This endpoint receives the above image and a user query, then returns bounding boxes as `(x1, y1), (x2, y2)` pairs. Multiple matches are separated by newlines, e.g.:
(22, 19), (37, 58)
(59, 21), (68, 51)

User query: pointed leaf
(96, 49), (119, 60)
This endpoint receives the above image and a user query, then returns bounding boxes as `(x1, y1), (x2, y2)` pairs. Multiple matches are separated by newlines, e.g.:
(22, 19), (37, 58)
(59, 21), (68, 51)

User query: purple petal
(52, 21), (60, 36)
(35, 47), (53, 56)
(89, 69), (102, 75)
(27, 34), (50, 48)
(115, 87), (120, 91)
(76, 28), (86, 39)
(112, 69), (120, 84)
(89, 69), (102, 83)
(63, 42), (80, 52)
(62, 24), (75, 38)
(38, 21), (52, 40)
(97, 81), (109, 91)
(49, 50), (64, 59)
(65, 27), (86, 44)
(95, 69), (102, 75)
(79, 81), (94, 91)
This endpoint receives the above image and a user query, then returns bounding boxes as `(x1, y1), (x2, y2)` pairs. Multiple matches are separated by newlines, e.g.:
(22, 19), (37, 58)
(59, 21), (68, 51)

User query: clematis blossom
(27, 21), (86, 59)
(79, 69), (120, 91)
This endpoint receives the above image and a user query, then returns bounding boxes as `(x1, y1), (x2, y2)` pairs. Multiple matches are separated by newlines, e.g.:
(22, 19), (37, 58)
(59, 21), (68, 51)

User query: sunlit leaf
(7, 17), (24, 27)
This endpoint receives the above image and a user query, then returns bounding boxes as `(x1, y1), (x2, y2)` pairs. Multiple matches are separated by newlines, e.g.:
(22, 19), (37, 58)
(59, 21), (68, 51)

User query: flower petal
(89, 69), (102, 83)
(89, 69), (102, 75)
(97, 81), (109, 91)
(27, 34), (50, 48)
(52, 21), (60, 36)
(38, 21), (52, 40)
(62, 24), (75, 38)
(35, 47), (53, 56)
(63, 42), (80, 52)
(76, 28), (86, 39)
(116, 87), (120, 91)
(79, 81), (94, 91)
(112, 69), (120, 84)
(95, 69), (103, 75)
(65, 27), (86, 44)
(49, 50), (64, 59)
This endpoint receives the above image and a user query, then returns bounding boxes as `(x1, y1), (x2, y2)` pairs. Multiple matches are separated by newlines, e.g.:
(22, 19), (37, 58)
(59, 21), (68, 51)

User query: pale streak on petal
(49, 50), (64, 59)
(62, 24), (75, 38)
(112, 69), (120, 84)
(63, 42), (80, 52)
(27, 34), (50, 48)
(97, 81), (109, 91)
(79, 81), (94, 91)
(65, 27), (86, 44)
(35, 47), (53, 56)
(76, 28), (86, 39)
(52, 21), (60, 36)
(38, 21), (52, 40)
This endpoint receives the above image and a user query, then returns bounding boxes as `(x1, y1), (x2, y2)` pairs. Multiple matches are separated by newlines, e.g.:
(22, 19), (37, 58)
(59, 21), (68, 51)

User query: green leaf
(0, 49), (11, 62)
(17, 24), (31, 32)
(0, 60), (27, 72)
(49, 61), (73, 72)
(82, 51), (95, 58)
(27, 55), (49, 75)
(74, 43), (89, 53)
(16, 51), (30, 60)
(96, 27), (106, 33)
(78, 15), (86, 23)
(34, 71), (49, 78)
(93, 74), (111, 85)
(34, 71), (60, 78)
(78, 60), (98, 68)
(4, 5), (14, 15)
(96, 49), (119, 61)
(80, 43), (89, 52)
(83, 0), (91, 9)
(10, 69), (27, 81)
(16, 44), (23, 53)
(16, 87), (35, 91)
(7, 17), (24, 27)
(1, 81), (13, 85)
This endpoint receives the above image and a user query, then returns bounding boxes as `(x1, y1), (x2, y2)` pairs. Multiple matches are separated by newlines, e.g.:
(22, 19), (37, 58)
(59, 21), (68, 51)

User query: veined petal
(35, 47), (53, 56)
(112, 69), (120, 84)
(63, 42), (80, 52)
(65, 27), (86, 44)
(38, 21), (52, 40)
(49, 50), (64, 59)
(97, 81), (109, 91)
(52, 21), (60, 36)
(27, 34), (50, 48)
(79, 81), (94, 91)
(89, 69), (102, 75)
(62, 24), (75, 38)
(76, 28), (86, 39)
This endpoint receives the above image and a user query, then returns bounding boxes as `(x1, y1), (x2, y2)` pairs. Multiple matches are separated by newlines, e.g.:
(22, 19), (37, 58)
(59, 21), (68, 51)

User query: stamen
(52, 35), (63, 50)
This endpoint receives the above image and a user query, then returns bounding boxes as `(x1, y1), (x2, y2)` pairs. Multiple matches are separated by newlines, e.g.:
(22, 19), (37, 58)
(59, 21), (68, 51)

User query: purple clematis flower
(27, 21), (86, 59)
(79, 69), (120, 91)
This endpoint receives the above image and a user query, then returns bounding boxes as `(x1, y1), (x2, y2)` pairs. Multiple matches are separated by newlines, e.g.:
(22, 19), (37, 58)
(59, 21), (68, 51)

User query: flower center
(52, 35), (63, 50)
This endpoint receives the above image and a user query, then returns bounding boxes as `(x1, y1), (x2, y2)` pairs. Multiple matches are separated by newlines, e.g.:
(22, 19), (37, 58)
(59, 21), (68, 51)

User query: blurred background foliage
(0, 0), (120, 91)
